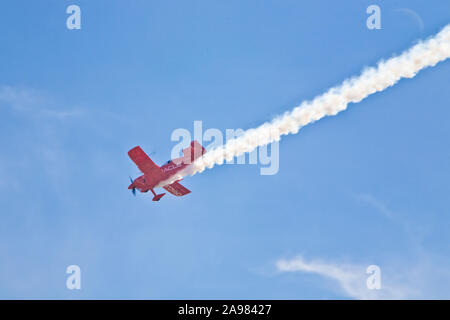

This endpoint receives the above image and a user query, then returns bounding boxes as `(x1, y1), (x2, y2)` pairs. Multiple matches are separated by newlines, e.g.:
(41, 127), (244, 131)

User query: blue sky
(0, 0), (449, 299)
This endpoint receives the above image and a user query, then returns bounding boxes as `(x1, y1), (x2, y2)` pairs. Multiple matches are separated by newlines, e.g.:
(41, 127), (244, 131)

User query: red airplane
(127, 140), (206, 201)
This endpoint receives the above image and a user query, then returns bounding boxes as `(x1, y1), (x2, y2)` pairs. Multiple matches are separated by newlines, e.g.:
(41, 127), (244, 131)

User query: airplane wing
(128, 146), (160, 175)
(163, 181), (191, 197)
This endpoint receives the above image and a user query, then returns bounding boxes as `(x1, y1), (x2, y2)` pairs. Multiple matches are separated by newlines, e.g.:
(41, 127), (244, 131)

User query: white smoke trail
(158, 24), (450, 187)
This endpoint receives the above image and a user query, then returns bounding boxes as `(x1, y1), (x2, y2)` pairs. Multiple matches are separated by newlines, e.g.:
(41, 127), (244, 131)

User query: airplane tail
(182, 140), (206, 164)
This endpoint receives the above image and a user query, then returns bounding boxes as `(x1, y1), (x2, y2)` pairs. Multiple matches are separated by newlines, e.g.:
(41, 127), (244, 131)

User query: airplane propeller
(129, 176), (136, 196)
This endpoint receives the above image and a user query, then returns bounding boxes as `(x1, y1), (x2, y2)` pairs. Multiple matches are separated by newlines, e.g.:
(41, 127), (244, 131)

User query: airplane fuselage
(132, 160), (188, 192)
